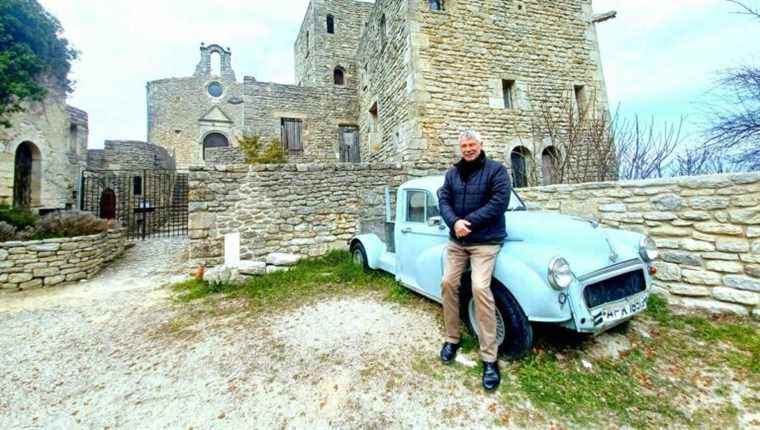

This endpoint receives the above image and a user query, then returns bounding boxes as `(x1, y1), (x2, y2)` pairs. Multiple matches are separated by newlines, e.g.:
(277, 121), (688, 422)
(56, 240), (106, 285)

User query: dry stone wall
(519, 172), (760, 317)
(87, 140), (175, 171)
(187, 163), (406, 266)
(0, 229), (126, 290)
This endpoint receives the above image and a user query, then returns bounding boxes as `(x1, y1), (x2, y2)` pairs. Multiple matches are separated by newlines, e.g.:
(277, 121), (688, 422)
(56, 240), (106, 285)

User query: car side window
(406, 191), (426, 223)
(426, 193), (440, 219)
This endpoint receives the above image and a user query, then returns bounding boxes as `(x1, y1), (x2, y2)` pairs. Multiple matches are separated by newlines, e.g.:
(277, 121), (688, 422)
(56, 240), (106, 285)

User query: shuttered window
(281, 118), (304, 154)
(339, 125), (360, 162)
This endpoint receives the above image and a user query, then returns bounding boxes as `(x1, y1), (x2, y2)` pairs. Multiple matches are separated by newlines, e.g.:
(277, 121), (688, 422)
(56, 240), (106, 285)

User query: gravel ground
(0, 239), (527, 429)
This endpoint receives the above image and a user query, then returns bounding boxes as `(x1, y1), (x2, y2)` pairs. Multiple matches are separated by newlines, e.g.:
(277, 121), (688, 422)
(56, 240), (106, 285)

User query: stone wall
(519, 172), (760, 317)
(0, 90), (88, 210)
(0, 229), (126, 290)
(187, 163), (406, 266)
(243, 80), (359, 162)
(87, 140), (175, 171)
(204, 147), (246, 165)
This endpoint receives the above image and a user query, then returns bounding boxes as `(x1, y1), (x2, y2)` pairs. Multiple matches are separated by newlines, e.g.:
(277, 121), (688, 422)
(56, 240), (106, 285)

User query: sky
(39, 0), (760, 149)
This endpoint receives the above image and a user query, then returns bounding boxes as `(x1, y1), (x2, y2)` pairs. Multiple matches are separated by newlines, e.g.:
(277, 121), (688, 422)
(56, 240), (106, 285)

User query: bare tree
(727, 0), (760, 19)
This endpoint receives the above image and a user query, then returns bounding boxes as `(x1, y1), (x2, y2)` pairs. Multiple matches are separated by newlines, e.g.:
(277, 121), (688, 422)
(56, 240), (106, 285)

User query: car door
(396, 189), (449, 301)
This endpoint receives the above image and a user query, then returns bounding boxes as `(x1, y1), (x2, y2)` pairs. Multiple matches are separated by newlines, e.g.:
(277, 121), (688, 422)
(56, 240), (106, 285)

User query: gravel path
(0, 239), (527, 429)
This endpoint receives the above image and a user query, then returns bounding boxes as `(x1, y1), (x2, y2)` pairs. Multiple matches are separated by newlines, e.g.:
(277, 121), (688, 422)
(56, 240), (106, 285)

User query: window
(406, 191), (426, 223)
(326, 14), (335, 33)
(305, 32), (309, 58)
(210, 51), (221, 76)
(281, 118), (303, 154)
(202, 132), (230, 160)
(380, 15), (387, 48)
(429, 0), (444, 11)
(207, 81), (223, 97)
(369, 102), (379, 152)
(406, 191), (439, 223)
(541, 146), (560, 186)
(510, 146), (531, 188)
(574, 85), (586, 116)
(133, 176), (143, 196)
(334, 67), (345, 85)
(69, 125), (78, 153)
(339, 125), (360, 162)
(502, 79), (515, 109)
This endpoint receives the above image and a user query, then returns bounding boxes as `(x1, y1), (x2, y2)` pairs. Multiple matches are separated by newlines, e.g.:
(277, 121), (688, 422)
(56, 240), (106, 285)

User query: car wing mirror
(427, 216), (446, 230)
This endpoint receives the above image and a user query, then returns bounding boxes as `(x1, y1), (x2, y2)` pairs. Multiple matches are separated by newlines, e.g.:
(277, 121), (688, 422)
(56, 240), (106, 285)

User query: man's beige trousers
(441, 241), (501, 362)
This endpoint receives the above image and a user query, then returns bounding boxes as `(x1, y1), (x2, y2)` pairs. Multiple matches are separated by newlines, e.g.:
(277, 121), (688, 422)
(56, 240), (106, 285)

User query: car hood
(504, 211), (644, 277)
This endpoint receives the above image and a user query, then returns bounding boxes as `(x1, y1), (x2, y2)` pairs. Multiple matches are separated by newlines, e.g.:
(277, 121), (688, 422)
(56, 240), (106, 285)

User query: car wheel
(459, 277), (533, 360)
(350, 241), (370, 272)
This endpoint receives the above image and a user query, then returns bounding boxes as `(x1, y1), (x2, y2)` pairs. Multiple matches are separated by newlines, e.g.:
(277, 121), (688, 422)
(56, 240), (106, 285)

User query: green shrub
(238, 135), (287, 164)
(32, 211), (111, 240)
(0, 221), (16, 242)
(0, 205), (38, 229)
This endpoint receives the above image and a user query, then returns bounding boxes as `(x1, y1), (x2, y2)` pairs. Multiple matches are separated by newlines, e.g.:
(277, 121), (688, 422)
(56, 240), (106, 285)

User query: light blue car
(349, 176), (658, 358)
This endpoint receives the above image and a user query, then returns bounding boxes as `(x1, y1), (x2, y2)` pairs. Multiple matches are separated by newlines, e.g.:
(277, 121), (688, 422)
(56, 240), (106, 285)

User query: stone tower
(294, 0), (373, 89)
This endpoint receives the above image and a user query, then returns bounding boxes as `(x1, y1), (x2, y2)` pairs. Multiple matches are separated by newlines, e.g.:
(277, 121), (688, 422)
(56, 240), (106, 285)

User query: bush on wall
(238, 135), (286, 164)
(0, 210), (112, 242)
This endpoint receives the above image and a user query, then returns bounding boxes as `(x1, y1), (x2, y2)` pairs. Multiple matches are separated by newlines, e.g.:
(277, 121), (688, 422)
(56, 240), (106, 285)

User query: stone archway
(13, 141), (42, 209)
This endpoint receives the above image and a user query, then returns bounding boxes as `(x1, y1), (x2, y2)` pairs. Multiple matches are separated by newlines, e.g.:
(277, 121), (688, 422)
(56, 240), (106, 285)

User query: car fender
(349, 234), (386, 270)
(492, 246), (572, 323)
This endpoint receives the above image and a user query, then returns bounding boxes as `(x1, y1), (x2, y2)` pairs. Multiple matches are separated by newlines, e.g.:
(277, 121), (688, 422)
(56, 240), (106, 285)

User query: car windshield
(507, 190), (527, 211)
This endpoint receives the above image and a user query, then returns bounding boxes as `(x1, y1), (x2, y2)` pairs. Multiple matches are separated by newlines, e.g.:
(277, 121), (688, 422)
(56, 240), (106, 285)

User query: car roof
(399, 175), (445, 192)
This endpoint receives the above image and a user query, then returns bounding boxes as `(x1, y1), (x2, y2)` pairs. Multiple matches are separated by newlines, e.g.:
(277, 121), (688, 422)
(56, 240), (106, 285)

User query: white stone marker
(224, 232), (241, 268)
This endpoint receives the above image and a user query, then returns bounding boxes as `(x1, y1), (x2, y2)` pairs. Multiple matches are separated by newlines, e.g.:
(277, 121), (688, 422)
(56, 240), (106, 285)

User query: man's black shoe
(440, 342), (460, 364)
(482, 361), (500, 391)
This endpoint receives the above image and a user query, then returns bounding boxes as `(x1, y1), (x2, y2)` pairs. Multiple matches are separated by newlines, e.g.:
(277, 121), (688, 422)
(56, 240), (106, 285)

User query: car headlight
(639, 236), (658, 262)
(548, 257), (574, 290)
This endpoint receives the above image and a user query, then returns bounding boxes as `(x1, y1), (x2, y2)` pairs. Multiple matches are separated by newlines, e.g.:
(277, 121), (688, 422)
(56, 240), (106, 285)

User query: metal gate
(80, 169), (188, 240)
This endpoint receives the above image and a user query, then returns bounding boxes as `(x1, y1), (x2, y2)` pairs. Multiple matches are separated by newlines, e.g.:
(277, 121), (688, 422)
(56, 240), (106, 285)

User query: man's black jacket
(437, 152), (511, 245)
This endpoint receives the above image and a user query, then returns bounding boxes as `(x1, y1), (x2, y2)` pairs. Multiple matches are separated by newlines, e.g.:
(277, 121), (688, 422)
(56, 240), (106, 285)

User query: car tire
(459, 276), (533, 360)
(349, 241), (370, 272)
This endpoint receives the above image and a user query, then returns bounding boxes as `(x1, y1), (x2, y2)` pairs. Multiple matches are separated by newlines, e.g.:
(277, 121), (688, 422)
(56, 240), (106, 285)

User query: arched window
(210, 51), (221, 76)
(542, 146), (560, 186)
(326, 14), (335, 34)
(510, 146), (532, 188)
(202, 133), (229, 160)
(429, 0), (444, 11)
(334, 67), (345, 85)
(13, 141), (42, 208)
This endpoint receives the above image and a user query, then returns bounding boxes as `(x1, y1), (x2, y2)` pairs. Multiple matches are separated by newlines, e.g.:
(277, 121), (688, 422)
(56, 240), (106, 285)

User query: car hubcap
(468, 298), (507, 346)
(352, 248), (364, 266)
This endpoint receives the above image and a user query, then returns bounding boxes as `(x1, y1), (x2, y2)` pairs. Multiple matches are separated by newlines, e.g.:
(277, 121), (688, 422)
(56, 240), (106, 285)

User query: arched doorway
(99, 188), (116, 219)
(202, 132), (229, 160)
(510, 146), (532, 188)
(13, 142), (41, 209)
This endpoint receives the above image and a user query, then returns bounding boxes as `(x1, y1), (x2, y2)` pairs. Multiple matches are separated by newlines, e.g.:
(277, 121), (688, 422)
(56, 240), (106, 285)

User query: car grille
(583, 269), (646, 309)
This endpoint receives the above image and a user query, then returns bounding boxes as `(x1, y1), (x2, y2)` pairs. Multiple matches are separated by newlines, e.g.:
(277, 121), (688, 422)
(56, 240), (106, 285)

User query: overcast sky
(39, 0), (760, 149)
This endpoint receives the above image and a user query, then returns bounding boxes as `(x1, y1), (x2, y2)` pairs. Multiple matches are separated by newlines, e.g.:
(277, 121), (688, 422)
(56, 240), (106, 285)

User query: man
(437, 129), (511, 391)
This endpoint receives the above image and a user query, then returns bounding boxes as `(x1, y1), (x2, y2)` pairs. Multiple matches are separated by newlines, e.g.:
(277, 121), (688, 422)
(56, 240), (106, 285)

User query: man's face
(459, 138), (482, 162)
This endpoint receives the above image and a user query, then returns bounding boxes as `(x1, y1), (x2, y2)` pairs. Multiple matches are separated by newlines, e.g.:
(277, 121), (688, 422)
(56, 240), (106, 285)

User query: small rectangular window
(429, 0), (444, 11)
(281, 118), (304, 154)
(133, 176), (143, 196)
(574, 85), (586, 113)
(339, 125), (360, 162)
(406, 191), (426, 223)
(502, 79), (515, 109)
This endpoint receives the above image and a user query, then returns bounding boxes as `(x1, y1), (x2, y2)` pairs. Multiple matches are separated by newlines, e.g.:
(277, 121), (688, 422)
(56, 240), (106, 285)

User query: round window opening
(207, 82), (224, 97)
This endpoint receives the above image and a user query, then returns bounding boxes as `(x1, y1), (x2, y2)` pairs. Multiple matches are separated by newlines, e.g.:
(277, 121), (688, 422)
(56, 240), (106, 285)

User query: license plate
(600, 294), (648, 324)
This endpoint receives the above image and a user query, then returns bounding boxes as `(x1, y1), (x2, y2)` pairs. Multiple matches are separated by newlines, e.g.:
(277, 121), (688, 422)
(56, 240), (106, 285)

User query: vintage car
(349, 176), (658, 358)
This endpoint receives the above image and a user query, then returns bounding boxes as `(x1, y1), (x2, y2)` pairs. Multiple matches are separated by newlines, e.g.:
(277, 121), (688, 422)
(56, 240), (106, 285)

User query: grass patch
(172, 251), (402, 312)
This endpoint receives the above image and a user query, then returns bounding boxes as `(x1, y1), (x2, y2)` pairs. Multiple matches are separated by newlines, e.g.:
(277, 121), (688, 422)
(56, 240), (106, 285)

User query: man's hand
(454, 219), (472, 238)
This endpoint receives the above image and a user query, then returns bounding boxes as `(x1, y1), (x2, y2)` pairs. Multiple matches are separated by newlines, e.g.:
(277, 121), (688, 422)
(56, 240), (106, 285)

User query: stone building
(148, 0), (614, 185)
(0, 88), (88, 211)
